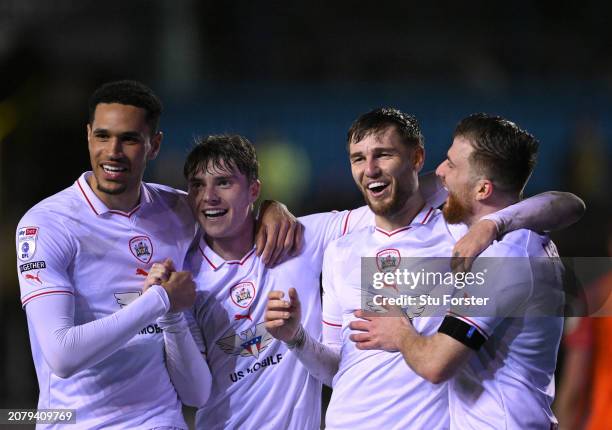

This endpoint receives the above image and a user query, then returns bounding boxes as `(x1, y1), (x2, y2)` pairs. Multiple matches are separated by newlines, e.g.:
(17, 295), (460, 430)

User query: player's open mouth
(366, 181), (389, 197)
(101, 163), (128, 179)
(204, 209), (228, 218)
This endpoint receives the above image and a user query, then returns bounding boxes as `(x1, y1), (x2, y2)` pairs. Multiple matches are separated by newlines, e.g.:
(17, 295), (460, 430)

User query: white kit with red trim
(15, 171), (196, 429)
(321, 205), (455, 430)
(187, 210), (371, 430)
(444, 229), (564, 429)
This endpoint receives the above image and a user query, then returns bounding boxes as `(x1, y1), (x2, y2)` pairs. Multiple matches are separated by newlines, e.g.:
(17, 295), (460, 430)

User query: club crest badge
(129, 236), (153, 264)
(230, 281), (256, 309)
(17, 227), (39, 261)
(376, 248), (401, 272)
(217, 322), (273, 359)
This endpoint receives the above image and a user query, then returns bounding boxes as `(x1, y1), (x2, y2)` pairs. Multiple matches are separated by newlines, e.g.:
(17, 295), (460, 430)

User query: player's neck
(375, 192), (425, 231)
(86, 175), (141, 212)
(466, 194), (518, 227)
(205, 215), (255, 261)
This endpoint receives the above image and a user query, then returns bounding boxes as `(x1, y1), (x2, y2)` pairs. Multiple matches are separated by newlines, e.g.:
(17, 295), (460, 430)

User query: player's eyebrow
(92, 127), (109, 135)
(372, 146), (397, 154)
(349, 150), (364, 160)
(118, 131), (144, 140)
(91, 129), (143, 140)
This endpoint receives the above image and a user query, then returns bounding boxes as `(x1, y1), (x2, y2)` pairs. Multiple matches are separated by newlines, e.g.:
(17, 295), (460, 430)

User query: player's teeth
(103, 165), (126, 172)
(205, 209), (228, 216)
(368, 182), (386, 190)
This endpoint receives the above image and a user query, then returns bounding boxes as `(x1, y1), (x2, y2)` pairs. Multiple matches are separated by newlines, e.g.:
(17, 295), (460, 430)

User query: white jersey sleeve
(158, 312), (212, 407)
(17, 213), (75, 305)
(25, 285), (169, 378)
(442, 238), (534, 344)
(321, 240), (344, 329)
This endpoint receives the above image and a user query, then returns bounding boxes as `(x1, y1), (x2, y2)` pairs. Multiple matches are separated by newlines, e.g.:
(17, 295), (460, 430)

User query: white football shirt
(443, 229), (564, 429)
(16, 172), (196, 430)
(187, 209), (371, 430)
(322, 206), (455, 430)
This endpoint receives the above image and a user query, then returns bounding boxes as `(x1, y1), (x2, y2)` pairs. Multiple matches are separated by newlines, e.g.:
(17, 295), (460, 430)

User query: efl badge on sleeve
(129, 236), (153, 264)
(17, 227), (39, 261)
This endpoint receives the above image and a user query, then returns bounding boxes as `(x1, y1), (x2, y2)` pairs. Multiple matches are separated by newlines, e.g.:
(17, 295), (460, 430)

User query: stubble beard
(363, 182), (411, 217)
(442, 190), (472, 224)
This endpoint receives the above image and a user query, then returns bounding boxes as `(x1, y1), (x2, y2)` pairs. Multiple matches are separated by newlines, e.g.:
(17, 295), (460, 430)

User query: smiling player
(264, 108), (583, 429)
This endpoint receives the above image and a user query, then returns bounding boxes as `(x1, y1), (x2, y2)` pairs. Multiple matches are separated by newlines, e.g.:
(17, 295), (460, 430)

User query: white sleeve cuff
(148, 284), (171, 314)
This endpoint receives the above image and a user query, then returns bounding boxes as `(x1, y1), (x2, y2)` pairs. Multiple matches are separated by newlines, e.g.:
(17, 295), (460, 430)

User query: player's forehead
(91, 103), (150, 133)
(448, 135), (474, 164)
(349, 126), (402, 154)
(189, 158), (244, 181)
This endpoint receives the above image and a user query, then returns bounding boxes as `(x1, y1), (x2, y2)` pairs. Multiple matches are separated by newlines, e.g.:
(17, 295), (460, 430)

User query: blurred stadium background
(1, 1), (610, 428)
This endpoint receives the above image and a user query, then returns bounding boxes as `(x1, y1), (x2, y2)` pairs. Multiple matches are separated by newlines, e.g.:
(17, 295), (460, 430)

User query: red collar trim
(374, 226), (412, 237)
(76, 173), (142, 218)
(199, 244), (256, 270)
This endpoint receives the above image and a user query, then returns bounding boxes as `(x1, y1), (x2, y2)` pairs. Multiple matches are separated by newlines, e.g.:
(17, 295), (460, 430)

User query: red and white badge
(129, 236), (153, 264)
(230, 281), (256, 309)
(376, 248), (401, 272)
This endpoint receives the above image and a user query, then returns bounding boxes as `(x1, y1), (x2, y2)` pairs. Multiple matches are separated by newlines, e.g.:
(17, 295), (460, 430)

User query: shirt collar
(374, 204), (436, 237)
(76, 171), (148, 217)
(197, 236), (257, 271)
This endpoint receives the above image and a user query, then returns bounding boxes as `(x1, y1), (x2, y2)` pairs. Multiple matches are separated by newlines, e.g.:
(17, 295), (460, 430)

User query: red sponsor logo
(234, 308), (253, 321)
(25, 271), (42, 284)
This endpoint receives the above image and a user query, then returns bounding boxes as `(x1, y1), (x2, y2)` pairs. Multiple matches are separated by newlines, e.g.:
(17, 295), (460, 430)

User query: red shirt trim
(227, 248), (256, 265)
(323, 320), (342, 327)
(342, 210), (353, 236)
(76, 179), (141, 218)
(421, 207), (434, 224)
(22, 290), (74, 306)
(375, 226), (412, 237)
(76, 179), (99, 215)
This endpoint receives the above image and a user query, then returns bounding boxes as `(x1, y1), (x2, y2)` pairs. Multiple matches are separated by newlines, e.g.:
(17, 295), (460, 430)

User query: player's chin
(96, 180), (128, 195)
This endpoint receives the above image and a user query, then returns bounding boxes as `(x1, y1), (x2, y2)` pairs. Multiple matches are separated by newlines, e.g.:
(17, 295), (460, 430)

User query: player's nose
(364, 156), (381, 177)
(108, 137), (123, 157)
(435, 161), (446, 179)
(202, 187), (220, 204)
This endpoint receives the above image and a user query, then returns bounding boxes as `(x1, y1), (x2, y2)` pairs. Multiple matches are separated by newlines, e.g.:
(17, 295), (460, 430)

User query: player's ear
(412, 146), (425, 172)
(474, 179), (493, 201)
(249, 179), (261, 203)
(147, 131), (163, 161)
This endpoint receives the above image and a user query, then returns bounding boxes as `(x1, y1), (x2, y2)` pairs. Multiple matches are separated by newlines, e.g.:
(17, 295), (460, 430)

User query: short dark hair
(184, 134), (259, 182)
(88, 80), (163, 133)
(454, 113), (539, 195)
(347, 107), (424, 149)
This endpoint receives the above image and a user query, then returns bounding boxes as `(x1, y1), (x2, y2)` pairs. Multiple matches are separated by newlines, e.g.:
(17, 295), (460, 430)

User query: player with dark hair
(169, 134), (372, 429)
(15, 81), (294, 429)
(264, 109), (581, 429)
